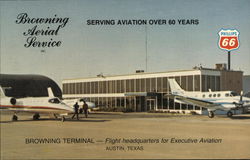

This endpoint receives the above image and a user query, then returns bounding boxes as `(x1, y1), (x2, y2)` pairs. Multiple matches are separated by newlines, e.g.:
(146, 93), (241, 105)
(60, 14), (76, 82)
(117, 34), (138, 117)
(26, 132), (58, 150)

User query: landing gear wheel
(208, 111), (214, 118)
(61, 116), (65, 122)
(33, 114), (40, 120)
(12, 115), (18, 121)
(227, 111), (233, 118)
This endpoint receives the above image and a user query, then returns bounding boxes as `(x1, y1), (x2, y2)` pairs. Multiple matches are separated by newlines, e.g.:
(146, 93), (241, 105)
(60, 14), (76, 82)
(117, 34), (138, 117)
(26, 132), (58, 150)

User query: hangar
(62, 65), (243, 114)
(0, 74), (62, 98)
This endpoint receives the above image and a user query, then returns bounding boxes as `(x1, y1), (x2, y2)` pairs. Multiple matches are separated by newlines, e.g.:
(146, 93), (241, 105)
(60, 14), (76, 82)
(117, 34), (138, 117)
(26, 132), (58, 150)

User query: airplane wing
(173, 95), (224, 111)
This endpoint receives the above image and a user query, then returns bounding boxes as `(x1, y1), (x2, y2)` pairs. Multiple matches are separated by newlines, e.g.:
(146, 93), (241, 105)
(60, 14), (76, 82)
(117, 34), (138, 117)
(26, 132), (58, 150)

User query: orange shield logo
(218, 29), (239, 51)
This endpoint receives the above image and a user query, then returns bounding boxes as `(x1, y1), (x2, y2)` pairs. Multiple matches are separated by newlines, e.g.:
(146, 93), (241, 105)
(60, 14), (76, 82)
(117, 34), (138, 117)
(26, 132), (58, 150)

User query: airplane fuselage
(0, 97), (74, 114)
(174, 90), (250, 110)
(168, 78), (250, 118)
(63, 99), (96, 108)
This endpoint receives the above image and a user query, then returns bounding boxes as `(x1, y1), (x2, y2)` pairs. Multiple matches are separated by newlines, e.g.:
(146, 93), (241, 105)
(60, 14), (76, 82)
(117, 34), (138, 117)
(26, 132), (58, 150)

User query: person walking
(72, 102), (79, 120)
(83, 100), (89, 118)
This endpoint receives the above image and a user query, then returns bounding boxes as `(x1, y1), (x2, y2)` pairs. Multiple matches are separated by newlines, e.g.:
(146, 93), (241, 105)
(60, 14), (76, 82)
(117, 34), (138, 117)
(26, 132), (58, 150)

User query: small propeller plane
(167, 79), (250, 118)
(63, 98), (96, 113)
(0, 86), (74, 122)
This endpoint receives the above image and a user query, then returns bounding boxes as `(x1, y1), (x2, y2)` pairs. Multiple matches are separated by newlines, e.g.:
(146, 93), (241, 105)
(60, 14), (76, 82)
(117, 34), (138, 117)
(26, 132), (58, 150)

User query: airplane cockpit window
(230, 92), (239, 97)
(49, 98), (61, 104)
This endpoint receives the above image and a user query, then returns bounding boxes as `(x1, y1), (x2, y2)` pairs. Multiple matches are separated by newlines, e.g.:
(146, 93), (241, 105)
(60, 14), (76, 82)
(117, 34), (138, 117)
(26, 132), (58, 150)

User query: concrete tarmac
(1, 112), (250, 159)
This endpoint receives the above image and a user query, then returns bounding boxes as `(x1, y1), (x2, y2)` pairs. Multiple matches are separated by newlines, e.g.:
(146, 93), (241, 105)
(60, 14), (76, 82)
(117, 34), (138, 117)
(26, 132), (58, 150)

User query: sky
(1, 0), (250, 86)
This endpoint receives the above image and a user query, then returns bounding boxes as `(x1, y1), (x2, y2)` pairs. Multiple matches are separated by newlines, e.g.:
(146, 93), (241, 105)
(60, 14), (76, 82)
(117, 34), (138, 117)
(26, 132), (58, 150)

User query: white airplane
(62, 98), (96, 113)
(167, 79), (250, 118)
(0, 86), (74, 122)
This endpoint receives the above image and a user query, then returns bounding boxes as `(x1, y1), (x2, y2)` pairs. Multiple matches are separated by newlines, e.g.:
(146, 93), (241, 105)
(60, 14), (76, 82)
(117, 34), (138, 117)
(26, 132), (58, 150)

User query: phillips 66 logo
(218, 29), (240, 51)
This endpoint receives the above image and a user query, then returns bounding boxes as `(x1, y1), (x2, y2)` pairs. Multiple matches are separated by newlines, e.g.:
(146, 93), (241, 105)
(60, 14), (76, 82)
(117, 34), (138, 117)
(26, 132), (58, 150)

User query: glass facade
(201, 75), (220, 92)
(63, 73), (221, 112)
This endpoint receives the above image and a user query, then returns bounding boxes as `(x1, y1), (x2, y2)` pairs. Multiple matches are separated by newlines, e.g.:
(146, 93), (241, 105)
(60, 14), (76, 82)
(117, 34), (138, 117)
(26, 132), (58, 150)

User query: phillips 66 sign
(218, 29), (240, 51)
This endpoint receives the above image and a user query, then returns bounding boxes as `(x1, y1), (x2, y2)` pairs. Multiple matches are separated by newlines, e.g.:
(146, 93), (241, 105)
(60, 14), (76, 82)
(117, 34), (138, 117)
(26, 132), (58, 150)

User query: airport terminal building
(62, 65), (243, 114)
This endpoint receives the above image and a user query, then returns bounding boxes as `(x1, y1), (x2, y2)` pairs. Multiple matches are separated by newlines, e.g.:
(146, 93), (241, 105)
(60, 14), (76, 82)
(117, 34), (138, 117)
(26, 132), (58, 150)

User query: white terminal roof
(63, 68), (224, 83)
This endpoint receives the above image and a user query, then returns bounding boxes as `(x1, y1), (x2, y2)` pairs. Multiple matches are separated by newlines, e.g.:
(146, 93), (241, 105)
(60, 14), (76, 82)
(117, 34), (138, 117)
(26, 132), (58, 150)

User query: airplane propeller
(240, 91), (243, 103)
(233, 91), (244, 108)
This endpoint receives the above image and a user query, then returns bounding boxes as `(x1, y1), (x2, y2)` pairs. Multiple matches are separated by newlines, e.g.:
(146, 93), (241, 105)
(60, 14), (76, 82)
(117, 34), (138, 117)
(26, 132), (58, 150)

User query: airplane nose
(65, 104), (74, 112)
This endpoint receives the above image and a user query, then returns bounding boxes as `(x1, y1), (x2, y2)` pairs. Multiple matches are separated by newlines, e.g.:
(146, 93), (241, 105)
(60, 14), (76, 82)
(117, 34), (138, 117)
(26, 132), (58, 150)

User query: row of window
(202, 91), (239, 98)
(82, 96), (201, 111)
(63, 75), (220, 94)
(202, 94), (222, 98)
(201, 75), (220, 92)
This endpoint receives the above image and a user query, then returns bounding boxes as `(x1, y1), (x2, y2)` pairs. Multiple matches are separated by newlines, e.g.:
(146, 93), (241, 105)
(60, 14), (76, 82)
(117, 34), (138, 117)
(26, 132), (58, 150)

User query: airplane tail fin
(0, 86), (7, 98)
(47, 87), (54, 97)
(168, 79), (185, 95)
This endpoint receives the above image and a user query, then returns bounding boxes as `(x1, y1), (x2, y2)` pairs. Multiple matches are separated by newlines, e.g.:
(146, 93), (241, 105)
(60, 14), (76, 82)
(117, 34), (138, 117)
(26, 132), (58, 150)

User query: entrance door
(146, 99), (156, 111)
(136, 96), (146, 112)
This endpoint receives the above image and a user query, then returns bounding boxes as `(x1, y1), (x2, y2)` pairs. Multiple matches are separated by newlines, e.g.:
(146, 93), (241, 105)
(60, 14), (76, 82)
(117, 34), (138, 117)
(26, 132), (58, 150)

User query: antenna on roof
(97, 73), (105, 78)
(145, 25), (148, 72)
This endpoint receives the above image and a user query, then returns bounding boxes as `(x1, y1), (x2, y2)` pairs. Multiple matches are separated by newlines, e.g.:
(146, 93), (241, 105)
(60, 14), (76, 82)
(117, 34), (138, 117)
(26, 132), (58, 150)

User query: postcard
(1, 0), (250, 159)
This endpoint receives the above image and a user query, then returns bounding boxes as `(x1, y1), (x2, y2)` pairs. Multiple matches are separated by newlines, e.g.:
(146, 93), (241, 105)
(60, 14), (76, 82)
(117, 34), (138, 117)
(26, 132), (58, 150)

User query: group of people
(71, 100), (89, 120)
